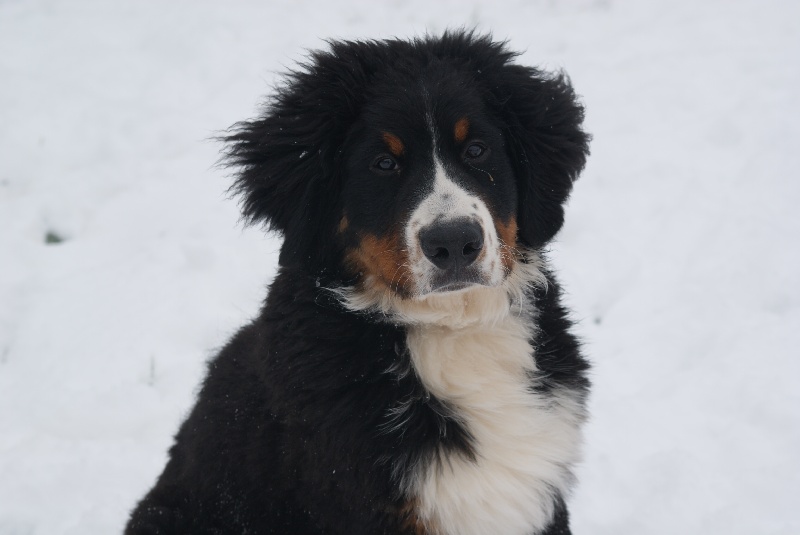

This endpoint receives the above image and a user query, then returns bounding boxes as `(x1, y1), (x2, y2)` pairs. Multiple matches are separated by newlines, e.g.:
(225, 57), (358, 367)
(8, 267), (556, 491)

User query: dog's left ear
(494, 65), (591, 249)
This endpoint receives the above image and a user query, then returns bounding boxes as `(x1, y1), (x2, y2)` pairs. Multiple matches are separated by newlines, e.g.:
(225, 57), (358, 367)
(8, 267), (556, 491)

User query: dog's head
(225, 32), (589, 310)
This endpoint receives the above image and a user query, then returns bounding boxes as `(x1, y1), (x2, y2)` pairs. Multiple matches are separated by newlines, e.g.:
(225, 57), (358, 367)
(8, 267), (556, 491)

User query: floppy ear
(496, 66), (590, 249)
(222, 44), (373, 269)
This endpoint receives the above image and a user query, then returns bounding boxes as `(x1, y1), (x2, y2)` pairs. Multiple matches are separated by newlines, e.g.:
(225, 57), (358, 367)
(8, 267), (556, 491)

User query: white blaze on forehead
(404, 151), (506, 296)
(409, 157), (485, 228)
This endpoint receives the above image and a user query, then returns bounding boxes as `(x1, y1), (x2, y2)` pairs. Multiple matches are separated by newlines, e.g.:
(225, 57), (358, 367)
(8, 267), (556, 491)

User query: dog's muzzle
(419, 218), (484, 292)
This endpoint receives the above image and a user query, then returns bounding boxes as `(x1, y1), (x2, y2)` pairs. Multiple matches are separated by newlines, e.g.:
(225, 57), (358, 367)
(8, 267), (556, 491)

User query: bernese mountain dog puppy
(126, 31), (591, 535)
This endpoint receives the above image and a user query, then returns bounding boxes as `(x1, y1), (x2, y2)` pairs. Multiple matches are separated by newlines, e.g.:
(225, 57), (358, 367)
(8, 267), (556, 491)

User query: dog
(125, 31), (591, 535)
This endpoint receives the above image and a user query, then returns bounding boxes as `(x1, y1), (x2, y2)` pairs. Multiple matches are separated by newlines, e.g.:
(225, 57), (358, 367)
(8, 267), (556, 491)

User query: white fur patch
(403, 287), (585, 535)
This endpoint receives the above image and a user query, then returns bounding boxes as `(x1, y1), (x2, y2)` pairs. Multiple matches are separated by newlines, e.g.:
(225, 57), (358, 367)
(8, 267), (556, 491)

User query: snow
(1, 0), (799, 533)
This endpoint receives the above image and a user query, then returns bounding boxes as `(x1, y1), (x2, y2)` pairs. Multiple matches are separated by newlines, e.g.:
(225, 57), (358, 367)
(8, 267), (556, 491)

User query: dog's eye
(463, 142), (488, 161)
(373, 156), (398, 173)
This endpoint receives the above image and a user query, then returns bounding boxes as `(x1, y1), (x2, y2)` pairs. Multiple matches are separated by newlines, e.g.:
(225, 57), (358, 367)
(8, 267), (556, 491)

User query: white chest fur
(403, 296), (584, 535)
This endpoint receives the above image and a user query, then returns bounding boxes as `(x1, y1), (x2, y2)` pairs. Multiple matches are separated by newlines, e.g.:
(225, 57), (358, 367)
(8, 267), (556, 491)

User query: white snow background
(1, 0), (799, 533)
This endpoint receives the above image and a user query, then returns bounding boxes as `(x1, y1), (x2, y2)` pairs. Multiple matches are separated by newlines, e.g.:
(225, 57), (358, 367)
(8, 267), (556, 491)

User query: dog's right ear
(223, 108), (330, 241)
(222, 43), (375, 269)
(222, 70), (342, 269)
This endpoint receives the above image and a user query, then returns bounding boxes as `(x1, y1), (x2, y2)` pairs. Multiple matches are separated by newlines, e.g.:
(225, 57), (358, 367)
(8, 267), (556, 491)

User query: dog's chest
(403, 314), (582, 535)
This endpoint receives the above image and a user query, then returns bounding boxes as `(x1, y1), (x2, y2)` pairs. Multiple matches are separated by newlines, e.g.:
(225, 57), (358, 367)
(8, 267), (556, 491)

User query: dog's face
(339, 76), (519, 298)
(225, 33), (589, 303)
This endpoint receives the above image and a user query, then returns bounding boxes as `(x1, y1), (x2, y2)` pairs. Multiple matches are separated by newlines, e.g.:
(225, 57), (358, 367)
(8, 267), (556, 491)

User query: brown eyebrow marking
(454, 117), (470, 143)
(382, 132), (405, 157)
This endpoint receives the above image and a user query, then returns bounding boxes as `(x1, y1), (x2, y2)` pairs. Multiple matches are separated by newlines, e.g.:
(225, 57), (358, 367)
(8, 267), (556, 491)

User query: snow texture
(1, 1), (798, 533)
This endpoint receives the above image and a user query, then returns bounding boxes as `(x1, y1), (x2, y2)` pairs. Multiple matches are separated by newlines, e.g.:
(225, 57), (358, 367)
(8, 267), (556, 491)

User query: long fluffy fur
(125, 31), (590, 535)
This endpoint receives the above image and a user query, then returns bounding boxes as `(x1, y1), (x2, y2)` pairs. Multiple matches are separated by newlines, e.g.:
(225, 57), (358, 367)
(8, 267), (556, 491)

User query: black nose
(419, 219), (484, 271)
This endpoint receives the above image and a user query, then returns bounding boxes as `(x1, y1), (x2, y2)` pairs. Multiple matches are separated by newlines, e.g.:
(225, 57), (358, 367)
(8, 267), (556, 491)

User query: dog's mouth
(419, 266), (494, 296)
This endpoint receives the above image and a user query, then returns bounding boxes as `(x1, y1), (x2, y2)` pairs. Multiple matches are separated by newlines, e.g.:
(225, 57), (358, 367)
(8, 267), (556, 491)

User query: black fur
(126, 32), (590, 534)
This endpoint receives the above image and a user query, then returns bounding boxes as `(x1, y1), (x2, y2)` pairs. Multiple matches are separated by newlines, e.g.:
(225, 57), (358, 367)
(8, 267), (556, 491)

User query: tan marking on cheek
(345, 231), (412, 294)
(338, 216), (349, 234)
(496, 217), (519, 272)
(454, 117), (470, 144)
(382, 132), (405, 157)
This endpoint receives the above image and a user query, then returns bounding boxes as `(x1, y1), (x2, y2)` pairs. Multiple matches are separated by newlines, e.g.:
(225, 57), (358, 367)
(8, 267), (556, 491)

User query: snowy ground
(1, 0), (799, 533)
